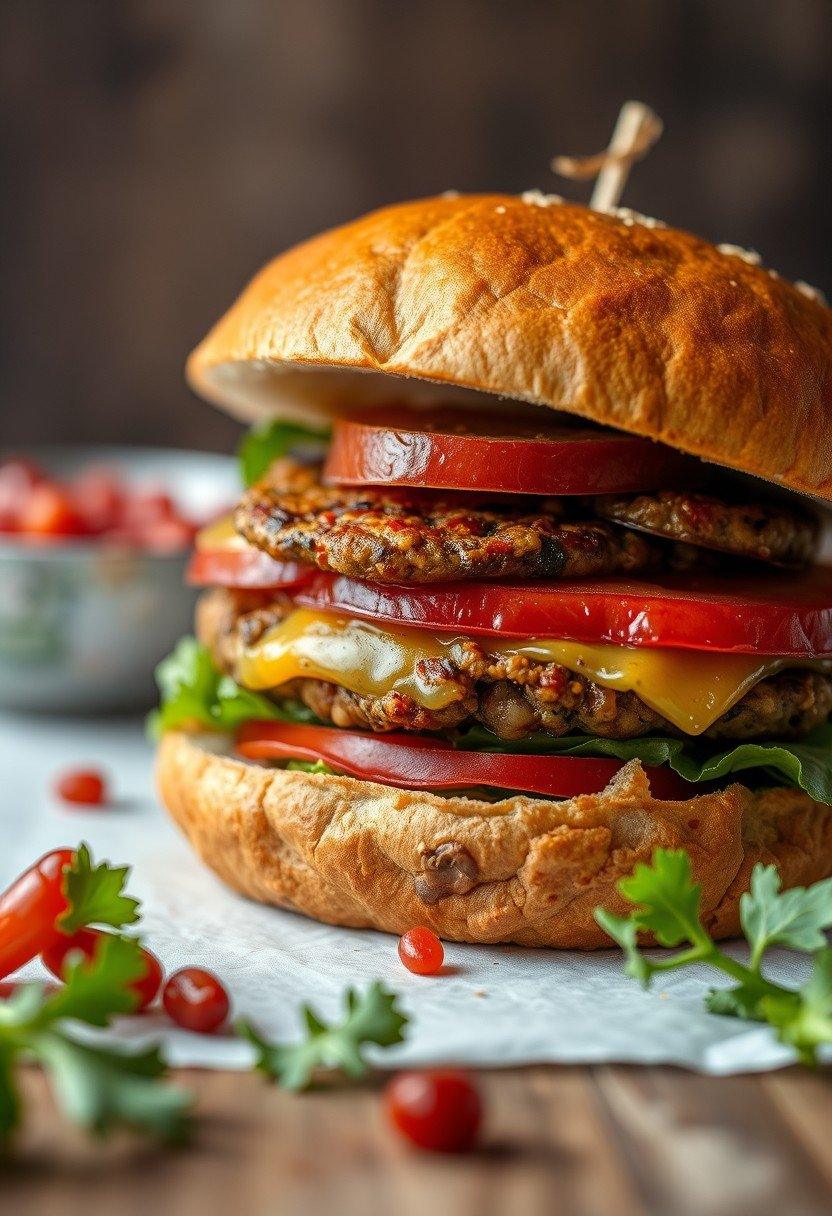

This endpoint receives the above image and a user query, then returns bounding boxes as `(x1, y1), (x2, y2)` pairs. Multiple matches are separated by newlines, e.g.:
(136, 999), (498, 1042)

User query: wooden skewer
(552, 101), (663, 213)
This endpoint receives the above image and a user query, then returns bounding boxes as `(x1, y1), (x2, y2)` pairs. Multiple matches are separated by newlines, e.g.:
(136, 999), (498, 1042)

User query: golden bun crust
(157, 731), (832, 949)
(188, 193), (832, 501)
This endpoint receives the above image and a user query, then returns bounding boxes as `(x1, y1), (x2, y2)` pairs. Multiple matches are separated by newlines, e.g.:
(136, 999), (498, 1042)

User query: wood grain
(4, 1067), (832, 1216)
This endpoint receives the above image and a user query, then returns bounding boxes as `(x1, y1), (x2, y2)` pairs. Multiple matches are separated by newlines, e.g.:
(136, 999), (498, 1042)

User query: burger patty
(236, 458), (658, 583)
(197, 589), (832, 743)
(594, 491), (817, 566)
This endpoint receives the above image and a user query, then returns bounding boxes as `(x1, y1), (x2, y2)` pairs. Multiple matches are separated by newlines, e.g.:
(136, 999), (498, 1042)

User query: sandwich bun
(188, 193), (832, 502)
(157, 731), (832, 949)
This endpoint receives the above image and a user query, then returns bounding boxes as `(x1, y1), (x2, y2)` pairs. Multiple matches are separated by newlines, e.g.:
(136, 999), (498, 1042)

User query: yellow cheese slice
(195, 513), (250, 552)
(240, 608), (828, 735)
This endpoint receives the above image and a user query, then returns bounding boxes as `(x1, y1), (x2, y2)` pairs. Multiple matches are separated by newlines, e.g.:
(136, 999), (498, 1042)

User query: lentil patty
(197, 589), (832, 743)
(594, 490), (817, 566)
(236, 459), (658, 584)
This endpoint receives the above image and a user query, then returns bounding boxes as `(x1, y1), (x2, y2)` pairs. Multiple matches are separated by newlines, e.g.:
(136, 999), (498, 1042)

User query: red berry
(398, 927), (444, 976)
(54, 769), (108, 806)
(163, 968), (229, 1033)
(42, 927), (162, 1010)
(385, 1071), (482, 1153)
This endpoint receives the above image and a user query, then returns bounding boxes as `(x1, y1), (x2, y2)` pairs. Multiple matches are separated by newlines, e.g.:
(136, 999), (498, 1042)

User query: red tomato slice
(235, 722), (698, 800)
(187, 550), (315, 591)
(323, 409), (697, 496)
(295, 568), (832, 656)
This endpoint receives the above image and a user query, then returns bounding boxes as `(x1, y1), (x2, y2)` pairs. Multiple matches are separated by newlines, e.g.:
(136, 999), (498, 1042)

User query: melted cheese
(240, 609), (829, 736)
(195, 513), (250, 552)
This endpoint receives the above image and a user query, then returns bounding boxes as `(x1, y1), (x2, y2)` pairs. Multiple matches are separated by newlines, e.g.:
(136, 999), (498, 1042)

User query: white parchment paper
(0, 712), (820, 1074)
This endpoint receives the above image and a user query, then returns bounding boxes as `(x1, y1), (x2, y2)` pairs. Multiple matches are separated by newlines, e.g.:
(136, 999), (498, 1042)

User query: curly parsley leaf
(59, 843), (141, 935)
(596, 850), (832, 1065)
(41, 934), (144, 1026)
(238, 981), (408, 1090)
(34, 1036), (190, 1141)
(740, 866), (832, 966)
(150, 637), (322, 737)
(0, 875), (191, 1144)
(239, 420), (330, 487)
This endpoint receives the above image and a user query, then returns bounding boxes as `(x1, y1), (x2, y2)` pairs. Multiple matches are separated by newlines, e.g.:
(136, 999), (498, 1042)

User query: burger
(154, 193), (832, 948)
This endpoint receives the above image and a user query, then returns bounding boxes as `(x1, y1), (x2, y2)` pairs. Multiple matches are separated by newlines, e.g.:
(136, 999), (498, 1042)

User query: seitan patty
(236, 459), (659, 583)
(594, 490), (818, 566)
(197, 589), (832, 743)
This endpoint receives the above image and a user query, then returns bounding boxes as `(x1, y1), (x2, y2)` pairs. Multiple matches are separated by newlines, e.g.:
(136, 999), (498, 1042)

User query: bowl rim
(0, 443), (237, 562)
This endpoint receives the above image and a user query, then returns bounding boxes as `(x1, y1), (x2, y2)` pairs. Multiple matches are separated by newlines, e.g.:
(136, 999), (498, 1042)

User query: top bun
(188, 193), (832, 501)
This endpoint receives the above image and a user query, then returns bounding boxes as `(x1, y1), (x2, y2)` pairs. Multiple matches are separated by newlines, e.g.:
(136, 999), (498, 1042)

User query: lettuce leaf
(238, 420), (330, 487)
(452, 724), (832, 803)
(150, 639), (832, 802)
(149, 637), (322, 737)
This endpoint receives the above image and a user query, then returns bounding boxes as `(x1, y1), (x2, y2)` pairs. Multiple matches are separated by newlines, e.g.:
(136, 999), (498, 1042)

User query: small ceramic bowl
(0, 446), (238, 713)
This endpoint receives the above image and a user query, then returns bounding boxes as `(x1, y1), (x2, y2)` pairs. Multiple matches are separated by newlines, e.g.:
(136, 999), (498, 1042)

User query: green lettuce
(238, 420), (330, 487)
(151, 640), (832, 802)
(149, 637), (321, 738)
(453, 724), (832, 804)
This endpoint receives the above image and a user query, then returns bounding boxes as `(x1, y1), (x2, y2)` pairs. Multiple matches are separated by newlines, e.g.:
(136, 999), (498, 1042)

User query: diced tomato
(41, 927), (163, 1010)
(324, 409), (697, 496)
(0, 458), (44, 518)
(399, 927), (445, 976)
(54, 769), (108, 806)
(162, 968), (230, 1033)
(296, 568), (832, 657)
(18, 485), (88, 538)
(235, 722), (697, 800)
(72, 467), (124, 534)
(0, 849), (75, 980)
(385, 1071), (482, 1153)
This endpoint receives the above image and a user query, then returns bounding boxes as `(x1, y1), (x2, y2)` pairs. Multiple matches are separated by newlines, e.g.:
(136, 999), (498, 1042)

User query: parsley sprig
(237, 982), (408, 1090)
(60, 842), (141, 934)
(0, 936), (190, 1142)
(596, 849), (832, 1064)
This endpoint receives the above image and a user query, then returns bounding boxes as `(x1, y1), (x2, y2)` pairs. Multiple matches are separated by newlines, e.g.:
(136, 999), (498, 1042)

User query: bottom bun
(156, 731), (832, 949)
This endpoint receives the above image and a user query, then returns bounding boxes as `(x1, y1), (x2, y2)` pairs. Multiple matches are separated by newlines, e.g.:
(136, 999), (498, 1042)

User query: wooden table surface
(6, 1065), (832, 1216)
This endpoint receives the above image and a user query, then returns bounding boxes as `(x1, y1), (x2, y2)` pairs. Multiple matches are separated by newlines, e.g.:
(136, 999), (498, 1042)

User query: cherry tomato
(399, 927), (444, 976)
(54, 769), (108, 806)
(18, 484), (87, 538)
(323, 409), (695, 496)
(162, 968), (230, 1033)
(235, 721), (696, 801)
(187, 549), (315, 591)
(42, 927), (163, 1010)
(0, 849), (74, 979)
(296, 567), (832, 657)
(385, 1070), (482, 1153)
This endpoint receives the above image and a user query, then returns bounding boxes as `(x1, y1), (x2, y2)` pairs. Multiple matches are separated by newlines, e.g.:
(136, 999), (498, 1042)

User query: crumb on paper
(473, 990), (487, 998)
(521, 189), (564, 207)
(659, 992), (669, 1000)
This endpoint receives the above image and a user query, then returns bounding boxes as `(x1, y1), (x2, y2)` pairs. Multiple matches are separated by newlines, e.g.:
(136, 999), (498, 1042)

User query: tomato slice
(323, 409), (696, 496)
(187, 550), (315, 591)
(235, 721), (698, 800)
(295, 568), (832, 656)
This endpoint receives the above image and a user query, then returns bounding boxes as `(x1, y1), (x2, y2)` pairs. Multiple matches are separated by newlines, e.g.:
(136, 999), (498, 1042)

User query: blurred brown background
(1, 0), (830, 454)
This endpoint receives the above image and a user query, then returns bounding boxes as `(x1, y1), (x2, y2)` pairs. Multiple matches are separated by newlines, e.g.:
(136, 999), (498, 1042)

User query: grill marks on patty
(197, 589), (832, 744)
(595, 490), (818, 566)
(235, 460), (817, 583)
(237, 459), (659, 583)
